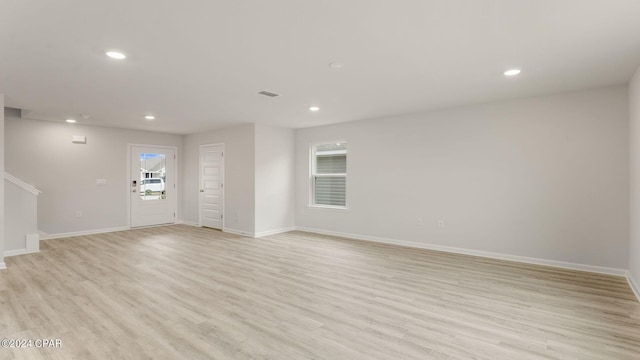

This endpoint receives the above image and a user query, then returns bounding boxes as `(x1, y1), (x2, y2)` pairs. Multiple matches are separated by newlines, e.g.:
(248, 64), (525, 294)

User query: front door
(130, 145), (176, 227)
(200, 144), (224, 229)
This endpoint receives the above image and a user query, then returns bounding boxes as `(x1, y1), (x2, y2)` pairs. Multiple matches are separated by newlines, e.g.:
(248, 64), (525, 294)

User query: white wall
(629, 66), (640, 291)
(0, 96), (5, 269)
(4, 180), (38, 252)
(255, 124), (295, 235)
(4, 116), (182, 235)
(296, 86), (629, 270)
(182, 124), (255, 235)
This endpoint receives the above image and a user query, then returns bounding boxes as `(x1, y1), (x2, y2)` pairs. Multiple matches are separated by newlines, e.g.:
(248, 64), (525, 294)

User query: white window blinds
(312, 143), (347, 207)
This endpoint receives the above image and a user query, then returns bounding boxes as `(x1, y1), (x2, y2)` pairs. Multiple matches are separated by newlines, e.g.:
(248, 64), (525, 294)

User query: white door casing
(130, 145), (176, 228)
(199, 144), (224, 229)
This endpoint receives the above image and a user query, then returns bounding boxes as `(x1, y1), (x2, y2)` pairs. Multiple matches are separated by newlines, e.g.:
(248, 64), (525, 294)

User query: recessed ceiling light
(329, 62), (344, 69)
(106, 51), (126, 60)
(504, 68), (521, 76)
(309, 106), (320, 112)
(65, 119), (77, 123)
(145, 115), (156, 120)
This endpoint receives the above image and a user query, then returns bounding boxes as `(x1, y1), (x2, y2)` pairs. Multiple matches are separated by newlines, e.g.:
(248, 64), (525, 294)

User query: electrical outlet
(438, 220), (445, 228)
(76, 211), (83, 218)
(417, 218), (423, 225)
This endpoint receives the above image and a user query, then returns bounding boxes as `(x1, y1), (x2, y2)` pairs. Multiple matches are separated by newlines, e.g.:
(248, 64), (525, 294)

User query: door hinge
(174, 212), (176, 217)
(221, 214), (223, 220)
(221, 152), (224, 157)
(221, 183), (224, 189)
(174, 154), (176, 159)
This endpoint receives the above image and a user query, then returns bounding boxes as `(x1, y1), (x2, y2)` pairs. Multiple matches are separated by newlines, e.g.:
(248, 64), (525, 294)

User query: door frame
(127, 144), (179, 229)
(198, 143), (225, 229)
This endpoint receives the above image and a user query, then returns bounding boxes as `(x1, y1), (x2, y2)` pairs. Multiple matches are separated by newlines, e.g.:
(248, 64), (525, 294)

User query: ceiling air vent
(4, 107), (22, 117)
(258, 90), (280, 98)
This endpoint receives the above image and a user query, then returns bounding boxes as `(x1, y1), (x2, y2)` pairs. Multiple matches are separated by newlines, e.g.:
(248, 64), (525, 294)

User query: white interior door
(200, 144), (224, 229)
(130, 145), (176, 228)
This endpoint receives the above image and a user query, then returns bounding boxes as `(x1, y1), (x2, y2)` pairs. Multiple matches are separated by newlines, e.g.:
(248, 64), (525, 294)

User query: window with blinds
(312, 143), (347, 207)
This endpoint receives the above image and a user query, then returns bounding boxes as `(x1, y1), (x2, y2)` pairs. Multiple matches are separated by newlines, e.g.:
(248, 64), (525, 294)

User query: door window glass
(139, 153), (166, 200)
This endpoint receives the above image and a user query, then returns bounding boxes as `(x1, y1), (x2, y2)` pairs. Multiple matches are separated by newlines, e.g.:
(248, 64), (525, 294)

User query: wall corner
(0, 94), (5, 267)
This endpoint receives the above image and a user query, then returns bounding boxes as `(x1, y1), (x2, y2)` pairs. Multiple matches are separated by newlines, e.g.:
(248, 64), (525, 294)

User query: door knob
(200, 190), (204, 192)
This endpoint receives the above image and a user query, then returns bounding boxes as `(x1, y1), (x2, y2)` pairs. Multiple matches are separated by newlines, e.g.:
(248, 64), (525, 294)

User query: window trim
(309, 141), (348, 209)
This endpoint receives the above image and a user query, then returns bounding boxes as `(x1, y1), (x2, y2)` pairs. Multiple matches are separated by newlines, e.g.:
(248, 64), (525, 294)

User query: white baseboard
(181, 222), (295, 238)
(40, 226), (130, 240)
(3, 233), (41, 258)
(254, 226), (296, 238)
(4, 248), (40, 258)
(0, 262), (6, 270)
(627, 272), (640, 302)
(295, 226), (628, 277)
(223, 227), (254, 237)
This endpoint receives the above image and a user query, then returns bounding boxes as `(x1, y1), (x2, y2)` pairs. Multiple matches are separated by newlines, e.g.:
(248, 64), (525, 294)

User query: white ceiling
(2, 0), (640, 134)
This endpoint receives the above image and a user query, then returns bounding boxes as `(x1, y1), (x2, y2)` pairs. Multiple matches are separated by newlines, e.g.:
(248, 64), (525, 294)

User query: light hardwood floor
(1, 225), (639, 359)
